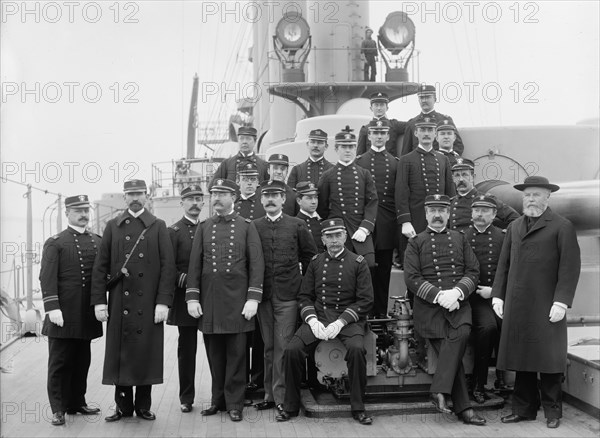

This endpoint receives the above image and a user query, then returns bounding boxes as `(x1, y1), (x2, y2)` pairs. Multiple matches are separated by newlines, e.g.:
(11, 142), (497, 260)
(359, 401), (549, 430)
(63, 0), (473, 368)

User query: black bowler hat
(65, 195), (90, 208)
(209, 179), (238, 193)
(321, 218), (346, 234)
(295, 181), (318, 195)
(471, 195), (497, 209)
(123, 179), (147, 193)
(181, 185), (203, 199)
(514, 176), (560, 192)
(238, 126), (257, 138)
(424, 194), (451, 207)
(260, 179), (286, 194)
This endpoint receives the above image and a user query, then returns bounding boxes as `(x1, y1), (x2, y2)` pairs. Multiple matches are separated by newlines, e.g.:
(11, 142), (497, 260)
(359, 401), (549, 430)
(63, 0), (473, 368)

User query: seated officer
(448, 158), (520, 232)
(464, 195), (505, 404)
(276, 219), (374, 425)
(404, 194), (485, 426)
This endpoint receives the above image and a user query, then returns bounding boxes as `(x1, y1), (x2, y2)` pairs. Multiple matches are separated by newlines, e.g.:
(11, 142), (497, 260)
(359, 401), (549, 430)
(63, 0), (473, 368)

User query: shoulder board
(245, 218), (252, 223)
(169, 225), (180, 231)
(311, 254), (319, 261)
(52, 234), (60, 240)
(356, 255), (364, 263)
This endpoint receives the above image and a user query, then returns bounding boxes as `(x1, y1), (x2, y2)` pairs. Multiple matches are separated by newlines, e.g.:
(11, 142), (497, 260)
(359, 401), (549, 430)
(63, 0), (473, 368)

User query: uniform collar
(117, 209), (156, 227)
(216, 209), (237, 222)
(308, 156), (324, 163)
(427, 226), (448, 234)
(238, 151), (255, 158)
(266, 210), (283, 222)
(327, 248), (346, 260)
(68, 224), (86, 234)
(128, 208), (144, 218)
(421, 109), (435, 115)
(458, 187), (477, 198)
(183, 215), (199, 225)
(417, 144), (434, 153)
(300, 209), (320, 219)
(370, 145), (386, 153)
(240, 193), (256, 201)
(337, 160), (354, 167)
(473, 223), (492, 233)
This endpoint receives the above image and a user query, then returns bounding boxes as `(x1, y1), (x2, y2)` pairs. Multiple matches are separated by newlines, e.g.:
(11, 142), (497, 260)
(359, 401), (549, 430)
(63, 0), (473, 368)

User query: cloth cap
(259, 179), (286, 193)
(123, 179), (147, 193)
(65, 195), (90, 208)
(424, 194), (451, 207)
(471, 195), (497, 209)
(237, 126), (257, 138)
(209, 179), (239, 193)
(181, 185), (204, 199)
(295, 181), (319, 195)
(268, 154), (289, 166)
(321, 218), (346, 234)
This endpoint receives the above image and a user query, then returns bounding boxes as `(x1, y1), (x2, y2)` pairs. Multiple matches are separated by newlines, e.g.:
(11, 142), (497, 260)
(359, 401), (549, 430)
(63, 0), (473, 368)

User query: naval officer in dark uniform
(287, 129), (333, 188)
(40, 194), (102, 426)
(404, 194), (485, 426)
(210, 126), (269, 185)
(448, 158), (520, 232)
(267, 153), (297, 216)
(91, 179), (176, 422)
(167, 185), (204, 413)
(463, 195), (505, 404)
(276, 219), (374, 425)
(318, 126), (378, 268)
(401, 85), (464, 156)
(253, 179), (317, 414)
(396, 117), (455, 255)
(436, 119), (462, 168)
(356, 119), (401, 317)
(295, 181), (324, 253)
(356, 92), (407, 157)
(234, 162), (266, 221)
(186, 178), (265, 422)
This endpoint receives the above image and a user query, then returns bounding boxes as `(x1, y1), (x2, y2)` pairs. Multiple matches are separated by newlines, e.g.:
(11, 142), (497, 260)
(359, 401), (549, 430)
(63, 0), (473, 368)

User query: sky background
(1, 0), (599, 290)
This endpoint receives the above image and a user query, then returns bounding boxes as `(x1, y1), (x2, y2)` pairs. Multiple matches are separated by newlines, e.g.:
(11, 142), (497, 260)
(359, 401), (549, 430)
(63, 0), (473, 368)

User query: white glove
(308, 318), (328, 340)
(437, 288), (461, 309)
(402, 222), (416, 238)
(324, 319), (345, 340)
(94, 304), (108, 322)
(187, 301), (203, 319)
(241, 300), (259, 320)
(476, 286), (492, 299)
(549, 303), (566, 323)
(48, 309), (64, 327)
(351, 227), (368, 243)
(448, 301), (460, 312)
(154, 304), (169, 323)
(492, 298), (504, 319)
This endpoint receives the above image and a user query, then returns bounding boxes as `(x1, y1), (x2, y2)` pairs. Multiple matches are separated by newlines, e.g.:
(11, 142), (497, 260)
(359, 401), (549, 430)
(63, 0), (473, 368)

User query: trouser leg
(540, 372), (563, 419)
(134, 385), (152, 412)
(223, 333), (247, 411)
(203, 333), (226, 408)
(512, 371), (540, 418)
(177, 326), (198, 404)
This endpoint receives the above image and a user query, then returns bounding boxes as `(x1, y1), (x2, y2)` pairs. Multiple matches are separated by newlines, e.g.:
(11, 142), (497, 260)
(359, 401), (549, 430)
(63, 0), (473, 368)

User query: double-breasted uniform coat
(287, 157), (333, 189)
(91, 210), (175, 387)
(211, 152), (269, 185)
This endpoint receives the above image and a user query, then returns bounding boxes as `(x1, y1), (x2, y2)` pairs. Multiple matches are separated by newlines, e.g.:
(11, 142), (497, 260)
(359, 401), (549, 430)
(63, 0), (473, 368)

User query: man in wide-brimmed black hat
(492, 176), (581, 429)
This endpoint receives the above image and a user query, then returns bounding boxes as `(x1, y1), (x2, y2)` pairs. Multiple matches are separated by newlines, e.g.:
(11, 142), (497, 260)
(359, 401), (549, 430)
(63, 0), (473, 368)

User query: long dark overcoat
(491, 208), (580, 373)
(91, 210), (175, 386)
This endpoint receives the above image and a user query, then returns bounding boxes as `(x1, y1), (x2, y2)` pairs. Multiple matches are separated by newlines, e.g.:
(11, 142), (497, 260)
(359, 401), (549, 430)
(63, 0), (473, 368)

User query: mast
(186, 74), (199, 159)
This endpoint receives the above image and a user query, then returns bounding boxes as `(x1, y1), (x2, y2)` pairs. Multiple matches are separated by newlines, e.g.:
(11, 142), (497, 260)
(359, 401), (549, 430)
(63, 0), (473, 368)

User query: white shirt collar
(474, 223), (492, 233)
(417, 144), (433, 152)
(370, 145), (386, 153)
(338, 160), (353, 167)
(128, 208), (145, 218)
(240, 151), (254, 157)
(309, 156), (324, 163)
(422, 109), (434, 115)
(328, 248), (345, 258)
(300, 209), (320, 219)
(427, 226), (447, 233)
(266, 210), (283, 221)
(184, 215), (199, 225)
(68, 224), (86, 234)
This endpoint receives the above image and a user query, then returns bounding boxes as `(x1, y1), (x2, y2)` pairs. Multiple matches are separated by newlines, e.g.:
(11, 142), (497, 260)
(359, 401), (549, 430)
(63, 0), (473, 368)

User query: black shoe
(51, 411), (65, 426)
(105, 410), (133, 422)
(547, 418), (560, 428)
(180, 403), (193, 413)
(136, 409), (156, 420)
(430, 393), (452, 414)
(254, 400), (276, 410)
(501, 413), (535, 423)
(228, 410), (243, 422)
(472, 387), (488, 404)
(201, 405), (223, 416)
(66, 405), (101, 415)
(276, 410), (299, 422)
(460, 409), (486, 426)
(352, 411), (373, 425)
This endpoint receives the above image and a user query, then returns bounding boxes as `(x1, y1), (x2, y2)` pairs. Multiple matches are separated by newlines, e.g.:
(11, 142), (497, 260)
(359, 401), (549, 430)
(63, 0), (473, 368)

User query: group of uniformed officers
(40, 87), (580, 429)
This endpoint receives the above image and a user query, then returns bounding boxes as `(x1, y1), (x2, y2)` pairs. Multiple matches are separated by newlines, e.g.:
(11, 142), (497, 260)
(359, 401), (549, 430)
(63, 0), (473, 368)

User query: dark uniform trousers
(115, 385), (152, 414)
(47, 338), (92, 413)
(203, 333), (247, 411)
(283, 324), (367, 412)
(372, 249), (393, 315)
(512, 371), (563, 419)
(428, 324), (472, 414)
(177, 326), (198, 404)
(469, 295), (499, 389)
